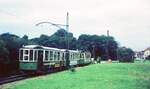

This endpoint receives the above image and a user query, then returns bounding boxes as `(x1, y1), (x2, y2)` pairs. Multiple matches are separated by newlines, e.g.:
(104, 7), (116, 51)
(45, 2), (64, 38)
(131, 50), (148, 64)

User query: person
(97, 56), (101, 63)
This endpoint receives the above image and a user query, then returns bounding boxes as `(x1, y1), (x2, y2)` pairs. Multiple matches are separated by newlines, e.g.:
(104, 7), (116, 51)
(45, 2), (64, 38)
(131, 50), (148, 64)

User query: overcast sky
(0, 0), (150, 51)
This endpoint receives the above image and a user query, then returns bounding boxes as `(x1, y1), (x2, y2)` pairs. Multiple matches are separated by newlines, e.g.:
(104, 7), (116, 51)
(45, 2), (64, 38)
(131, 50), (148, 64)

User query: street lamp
(36, 12), (70, 69)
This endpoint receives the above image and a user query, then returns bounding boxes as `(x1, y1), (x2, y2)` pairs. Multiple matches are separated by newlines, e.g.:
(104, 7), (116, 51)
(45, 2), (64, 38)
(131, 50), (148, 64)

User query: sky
(0, 0), (150, 51)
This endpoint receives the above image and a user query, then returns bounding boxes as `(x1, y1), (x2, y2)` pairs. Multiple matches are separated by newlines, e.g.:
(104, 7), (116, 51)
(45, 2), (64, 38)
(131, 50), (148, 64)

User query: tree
(30, 29), (77, 50)
(117, 47), (134, 62)
(0, 33), (21, 70)
(50, 29), (77, 49)
(77, 34), (118, 61)
(0, 39), (9, 64)
(19, 35), (29, 46)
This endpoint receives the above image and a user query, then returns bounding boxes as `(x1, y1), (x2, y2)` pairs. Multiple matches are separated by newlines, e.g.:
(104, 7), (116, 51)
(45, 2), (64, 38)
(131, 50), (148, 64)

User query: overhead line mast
(106, 30), (110, 60)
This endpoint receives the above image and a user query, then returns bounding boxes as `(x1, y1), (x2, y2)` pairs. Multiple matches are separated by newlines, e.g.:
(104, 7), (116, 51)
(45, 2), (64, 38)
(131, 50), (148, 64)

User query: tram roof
(22, 45), (60, 50)
(22, 45), (83, 52)
(61, 49), (80, 53)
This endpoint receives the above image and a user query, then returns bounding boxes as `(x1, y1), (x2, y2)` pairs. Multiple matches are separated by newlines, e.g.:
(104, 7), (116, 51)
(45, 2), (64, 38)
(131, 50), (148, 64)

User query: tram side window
(29, 50), (33, 61)
(78, 53), (80, 59)
(73, 53), (74, 60)
(74, 53), (76, 60)
(83, 54), (85, 58)
(62, 53), (65, 60)
(77, 53), (79, 59)
(54, 52), (57, 61)
(50, 51), (53, 60)
(34, 50), (37, 61)
(70, 53), (73, 60)
(71, 53), (73, 60)
(58, 52), (60, 60)
(80, 54), (82, 59)
(82, 53), (85, 59)
(80, 53), (84, 59)
(45, 51), (49, 61)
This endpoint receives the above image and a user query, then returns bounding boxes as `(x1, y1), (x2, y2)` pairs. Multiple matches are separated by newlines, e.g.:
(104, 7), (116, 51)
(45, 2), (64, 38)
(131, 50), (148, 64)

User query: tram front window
(23, 50), (29, 61)
(24, 56), (28, 60)
(25, 50), (28, 54)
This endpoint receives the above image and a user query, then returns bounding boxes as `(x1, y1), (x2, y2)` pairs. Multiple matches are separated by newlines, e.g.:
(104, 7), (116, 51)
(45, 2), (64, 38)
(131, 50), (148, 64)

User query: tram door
(37, 50), (43, 70)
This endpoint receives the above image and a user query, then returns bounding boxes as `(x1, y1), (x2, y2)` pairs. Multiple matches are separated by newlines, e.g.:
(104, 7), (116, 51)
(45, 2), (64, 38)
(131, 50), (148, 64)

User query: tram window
(73, 53), (75, 59)
(82, 54), (85, 59)
(38, 50), (43, 61)
(62, 53), (65, 60)
(72, 54), (73, 60)
(25, 50), (28, 54)
(23, 50), (29, 61)
(80, 53), (84, 59)
(24, 56), (28, 60)
(80, 54), (82, 58)
(70, 54), (73, 60)
(34, 50), (37, 61)
(58, 52), (60, 60)
(50, 51), (53, 60)
(29, 50), (33, 61)
(54, 52), (57, 60)
(45, 51), (49, 61)
(81, 54), (83, 58)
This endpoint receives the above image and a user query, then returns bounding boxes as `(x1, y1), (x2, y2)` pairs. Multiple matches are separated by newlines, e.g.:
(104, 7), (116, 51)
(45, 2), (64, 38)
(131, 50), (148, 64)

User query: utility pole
(66, 12), (69, 50)
(106, 30), (110, 60)
(107, 30), (109, 37)
(65, 12), (70, 69)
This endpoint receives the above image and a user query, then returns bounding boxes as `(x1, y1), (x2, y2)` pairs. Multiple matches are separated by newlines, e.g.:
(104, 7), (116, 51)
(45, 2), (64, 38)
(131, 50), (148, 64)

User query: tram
(19, 45), (91, 71)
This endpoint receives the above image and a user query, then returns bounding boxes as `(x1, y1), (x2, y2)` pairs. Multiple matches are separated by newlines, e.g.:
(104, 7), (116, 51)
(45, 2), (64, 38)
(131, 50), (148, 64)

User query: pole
(107, 30), (109, 37)
(65, 12), (70, 69)
(66, 12), (69, 50)
(92, 45), (95, 61)
(106, 30), (110, 60)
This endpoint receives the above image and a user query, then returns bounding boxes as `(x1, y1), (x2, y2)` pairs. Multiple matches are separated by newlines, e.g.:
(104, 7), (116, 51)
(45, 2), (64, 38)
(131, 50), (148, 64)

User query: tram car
(19, 45), (91, 71)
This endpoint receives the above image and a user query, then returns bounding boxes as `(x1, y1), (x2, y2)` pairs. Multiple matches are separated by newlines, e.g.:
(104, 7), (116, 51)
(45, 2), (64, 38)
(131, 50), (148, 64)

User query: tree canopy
(77, 34), (118, 60)
(30, 29), (77, 50)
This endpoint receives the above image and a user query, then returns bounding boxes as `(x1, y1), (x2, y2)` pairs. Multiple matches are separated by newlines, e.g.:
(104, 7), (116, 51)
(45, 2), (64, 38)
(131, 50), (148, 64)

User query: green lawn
(1, 62), (150, 89)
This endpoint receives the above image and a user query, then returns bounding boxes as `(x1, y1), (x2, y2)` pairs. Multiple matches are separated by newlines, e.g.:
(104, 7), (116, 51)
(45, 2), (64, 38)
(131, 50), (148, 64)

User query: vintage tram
(19, 45), (91, 71)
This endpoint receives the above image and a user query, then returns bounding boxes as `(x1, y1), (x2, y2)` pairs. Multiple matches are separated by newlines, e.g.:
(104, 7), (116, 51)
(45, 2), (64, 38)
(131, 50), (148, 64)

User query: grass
(1, 62), (150, 89)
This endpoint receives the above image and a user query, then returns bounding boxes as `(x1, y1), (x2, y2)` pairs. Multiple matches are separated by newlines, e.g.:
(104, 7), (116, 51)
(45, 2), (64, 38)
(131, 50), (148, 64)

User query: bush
(117, 47), (134, 63)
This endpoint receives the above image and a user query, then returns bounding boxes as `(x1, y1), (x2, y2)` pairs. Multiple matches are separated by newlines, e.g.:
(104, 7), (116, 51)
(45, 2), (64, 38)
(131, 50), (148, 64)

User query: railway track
(0, 73), (28, 85)
(0, 64), (90, 85)
(0, 68), (66, 85)
(0, 68), (65, 85)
